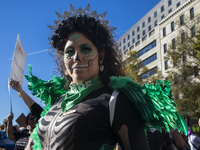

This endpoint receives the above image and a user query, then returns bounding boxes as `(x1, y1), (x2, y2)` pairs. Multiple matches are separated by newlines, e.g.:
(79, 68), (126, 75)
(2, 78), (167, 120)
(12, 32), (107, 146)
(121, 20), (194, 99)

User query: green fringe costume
(24, 65), (187, 150)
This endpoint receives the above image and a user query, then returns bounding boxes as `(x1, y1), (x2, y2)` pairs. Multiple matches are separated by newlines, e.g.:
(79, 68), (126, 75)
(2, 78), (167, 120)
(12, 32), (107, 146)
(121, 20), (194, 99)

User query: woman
(26, 4), (187, 150)
(38, 12), (149, 150)
(27, 4), (150, 150)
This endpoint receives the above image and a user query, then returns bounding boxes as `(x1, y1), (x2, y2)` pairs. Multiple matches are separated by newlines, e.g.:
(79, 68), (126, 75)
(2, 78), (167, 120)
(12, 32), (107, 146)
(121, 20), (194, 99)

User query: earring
(65, 70), (69, 76)
(99, 65), (104, 72)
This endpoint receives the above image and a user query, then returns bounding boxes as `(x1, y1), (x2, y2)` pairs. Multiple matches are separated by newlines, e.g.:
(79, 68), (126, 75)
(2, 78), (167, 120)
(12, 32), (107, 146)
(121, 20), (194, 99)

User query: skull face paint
(64, 32), (103, 84)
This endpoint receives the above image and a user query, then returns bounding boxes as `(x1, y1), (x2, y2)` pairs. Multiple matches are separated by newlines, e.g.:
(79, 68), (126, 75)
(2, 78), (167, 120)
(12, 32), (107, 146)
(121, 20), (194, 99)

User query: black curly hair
(49, 15), (125, 86)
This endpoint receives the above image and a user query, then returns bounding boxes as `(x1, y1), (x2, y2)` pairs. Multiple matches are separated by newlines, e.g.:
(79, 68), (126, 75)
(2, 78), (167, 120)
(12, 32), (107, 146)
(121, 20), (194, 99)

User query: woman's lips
(71, 64), (89, 71)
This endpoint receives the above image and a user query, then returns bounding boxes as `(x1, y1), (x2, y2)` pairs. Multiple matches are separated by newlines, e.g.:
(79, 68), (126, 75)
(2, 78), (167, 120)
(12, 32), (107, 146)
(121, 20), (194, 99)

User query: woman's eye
(81, 47), (92, 53)
(65, 47), (75, 56)
(80, 44), (92, 54)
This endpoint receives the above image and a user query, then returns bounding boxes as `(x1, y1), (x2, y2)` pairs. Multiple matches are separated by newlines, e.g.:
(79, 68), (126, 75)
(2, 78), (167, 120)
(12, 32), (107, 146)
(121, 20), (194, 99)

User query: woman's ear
(100, 49), (105, 64)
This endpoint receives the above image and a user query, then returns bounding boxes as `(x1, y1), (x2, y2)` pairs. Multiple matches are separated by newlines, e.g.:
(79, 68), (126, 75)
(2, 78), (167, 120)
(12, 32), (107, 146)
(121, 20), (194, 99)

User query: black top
(30, 103), (44, 122)
(38, 86), (150, 150)
(147, 128), (173, 150)
(14, 128), (30, 150)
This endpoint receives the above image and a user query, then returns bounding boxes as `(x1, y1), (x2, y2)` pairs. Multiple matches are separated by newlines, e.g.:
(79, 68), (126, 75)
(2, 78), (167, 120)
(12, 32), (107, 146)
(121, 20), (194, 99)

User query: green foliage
(124, 51), (162, 84)
(165, 30), (200, 118)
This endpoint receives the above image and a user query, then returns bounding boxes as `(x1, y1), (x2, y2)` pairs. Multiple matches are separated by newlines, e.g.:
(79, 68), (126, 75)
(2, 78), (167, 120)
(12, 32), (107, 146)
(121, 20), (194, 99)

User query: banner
(10, 34), (27, 85)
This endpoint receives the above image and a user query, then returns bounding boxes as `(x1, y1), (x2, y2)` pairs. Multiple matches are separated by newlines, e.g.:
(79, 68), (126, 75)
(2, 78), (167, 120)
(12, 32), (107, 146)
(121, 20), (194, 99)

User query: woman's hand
(9, 79), (22, 92)
(7, 113), (13, 122)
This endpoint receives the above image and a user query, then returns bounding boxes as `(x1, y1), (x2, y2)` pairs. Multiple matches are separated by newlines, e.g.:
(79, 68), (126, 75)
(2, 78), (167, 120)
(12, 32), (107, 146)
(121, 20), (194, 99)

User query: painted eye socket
(65, 46), (75, 57)
(80, 44), (92, 54)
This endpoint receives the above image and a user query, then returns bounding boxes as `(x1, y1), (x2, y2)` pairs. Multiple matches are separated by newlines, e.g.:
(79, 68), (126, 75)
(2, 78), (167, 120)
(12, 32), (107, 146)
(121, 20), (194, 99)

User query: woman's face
(64, 32), (103, 84)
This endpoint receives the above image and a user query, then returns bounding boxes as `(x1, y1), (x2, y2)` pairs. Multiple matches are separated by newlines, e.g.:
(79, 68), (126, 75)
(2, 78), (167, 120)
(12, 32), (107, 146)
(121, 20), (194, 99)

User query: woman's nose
(74, 52), (80, 61)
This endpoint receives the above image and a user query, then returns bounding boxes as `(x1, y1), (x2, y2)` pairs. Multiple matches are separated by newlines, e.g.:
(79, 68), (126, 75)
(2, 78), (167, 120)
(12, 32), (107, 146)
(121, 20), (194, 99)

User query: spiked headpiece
(47, 3), (117, 33)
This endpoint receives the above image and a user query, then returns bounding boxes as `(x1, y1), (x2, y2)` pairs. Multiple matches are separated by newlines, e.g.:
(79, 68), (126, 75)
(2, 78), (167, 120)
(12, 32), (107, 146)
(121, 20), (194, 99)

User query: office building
(117, 0), (200, 79)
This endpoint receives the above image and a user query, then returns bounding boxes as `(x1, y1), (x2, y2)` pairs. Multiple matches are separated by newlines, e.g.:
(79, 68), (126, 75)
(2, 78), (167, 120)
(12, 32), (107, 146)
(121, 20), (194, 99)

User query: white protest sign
(10, 34), (27, 86)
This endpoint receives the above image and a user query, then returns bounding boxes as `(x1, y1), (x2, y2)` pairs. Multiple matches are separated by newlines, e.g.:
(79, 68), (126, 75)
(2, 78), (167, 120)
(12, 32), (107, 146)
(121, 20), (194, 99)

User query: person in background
(6, 113), (38, 150)
(147, 127), (175, 150)
(0, 120), (15, 150)
(8, 79), (44, 150)
(171, 129), (187, 150)
(188, 128), (200, 150)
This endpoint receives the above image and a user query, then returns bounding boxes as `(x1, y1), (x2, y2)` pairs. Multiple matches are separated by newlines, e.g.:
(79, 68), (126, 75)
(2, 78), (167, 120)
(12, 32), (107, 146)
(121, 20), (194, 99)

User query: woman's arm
(10, 79), (35, 110)
(171, 129), (185, 148)
(112, 93), (150, 150)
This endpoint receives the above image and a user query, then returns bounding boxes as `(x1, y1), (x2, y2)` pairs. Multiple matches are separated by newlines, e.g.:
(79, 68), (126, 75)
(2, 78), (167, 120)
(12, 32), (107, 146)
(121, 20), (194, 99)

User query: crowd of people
(1, 3), (200, 150)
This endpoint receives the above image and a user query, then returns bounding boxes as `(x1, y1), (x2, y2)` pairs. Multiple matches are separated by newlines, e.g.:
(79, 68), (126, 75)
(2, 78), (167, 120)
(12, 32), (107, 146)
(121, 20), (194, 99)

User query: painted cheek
(64, 58), (72, 70)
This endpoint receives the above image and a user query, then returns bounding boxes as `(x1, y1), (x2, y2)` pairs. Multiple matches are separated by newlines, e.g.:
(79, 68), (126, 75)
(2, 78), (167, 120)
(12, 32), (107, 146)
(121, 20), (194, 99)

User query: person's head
(49, 4), (125, 85)
(25, 113), (37, 132)
(3, 119), (8, 132)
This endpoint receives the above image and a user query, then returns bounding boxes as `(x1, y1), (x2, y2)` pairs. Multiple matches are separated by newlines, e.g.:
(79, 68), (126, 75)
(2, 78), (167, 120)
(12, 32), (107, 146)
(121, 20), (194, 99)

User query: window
(177, 2), (180, 8)
(172, 38), (176, 49)
(142, 36), (147, 41)
(191, 26), (195, 37)
(171, 21), (174, 31)
(124, 50), (128, 55)
(137, 40), (157, 58)
(161, 15), (165, 19)
(128, 42), (130, 47)
(154, 20), (158, 27)
(168, 8), (172, 14)
(119, 42), (121, 47)
(163, 27), (166, 37)
(190, 7), (194, 20)
(142, 22), (145, 28)
(119, 49), (122, 53)
(161, 5), (164, 12)
(180, 15), (184, 25)
(132, 38), (135, 44)
(181, 33), (185, 43)
(149, 30), (155, 36)
(141, 66), (157, 79)
(164, 43), (167, 53)
(123, 38), (126, 43)
(143, 30), (146, 36)
(137, 26), (140, 32)
(136, 41), (140, 46)
(154, 11), (157, 18)
(148, 17), (151, 23)
(130, 46), (134, 50)
(168, 0), (172, 6)
(137, 34), (140, 40)
(128, 34), (130, 40)
(148, 25), (151, 31)
(142, 53), (157, 66)
(132, 31), (135, 36)
(165, 61), (168, 70)
(123, 45), (126, 51)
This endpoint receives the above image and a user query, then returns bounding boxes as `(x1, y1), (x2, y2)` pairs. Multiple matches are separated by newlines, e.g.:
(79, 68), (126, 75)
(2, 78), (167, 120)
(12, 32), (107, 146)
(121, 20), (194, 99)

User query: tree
(124, 51), (162, 84)
(165, 29), (200, 118)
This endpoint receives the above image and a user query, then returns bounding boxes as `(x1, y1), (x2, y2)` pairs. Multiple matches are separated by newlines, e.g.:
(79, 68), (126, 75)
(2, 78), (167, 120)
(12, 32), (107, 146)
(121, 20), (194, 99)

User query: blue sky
(0, 0), (161, 125)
